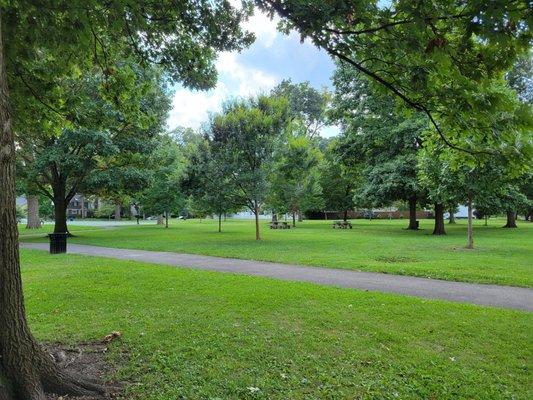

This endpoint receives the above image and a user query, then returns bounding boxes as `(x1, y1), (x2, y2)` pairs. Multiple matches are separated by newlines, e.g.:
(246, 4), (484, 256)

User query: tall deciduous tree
(1, 2), (252, 398)
(140, 135), (185, 229)
(319, 139), (359, 222)
(271, 79), (328, 137)
(257, 0), (531, 157)
(182, 137), (239, 232)
(330, 64), (427, 230)
(210, 96), (289, 240)
(19, 63), (170, 234)
(268, 134), (323, 226)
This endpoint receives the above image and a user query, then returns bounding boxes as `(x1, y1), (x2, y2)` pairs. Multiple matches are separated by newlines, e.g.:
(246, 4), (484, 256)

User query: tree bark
(0, 13), (104, 398)
(292, 212), (296, 227)
(165, 211), (169, 228)
(254, 202), (261, 240)
(218, 213), (222, 232)
(406, 196), (418, 230)
(448, 209), (456, 224)
(53, 196), (69, 234)
(432, 203), (446, 235)
(25, 195), (41, 229)
(503, 210), (517, 228)
(343, 209), (348, 222)
(466, 196), (474, 249)
(114, 204), (121, 221)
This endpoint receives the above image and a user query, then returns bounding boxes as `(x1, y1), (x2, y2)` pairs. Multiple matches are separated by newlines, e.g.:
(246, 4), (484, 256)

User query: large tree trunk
(503, 210), (517, 228)
(406, 196), (418, 230)
(432, 203), (446, 235)
(53, 196), (68, 234)
(254, 202), (261, 240)
(343, 209), (348, 222)
(466, 196), (474, 249)
(0, 14), (104, 398)
(25, 195), (41, 229)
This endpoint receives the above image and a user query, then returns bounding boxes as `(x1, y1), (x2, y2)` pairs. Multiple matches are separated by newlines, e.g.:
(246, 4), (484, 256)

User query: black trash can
(48, 233), (68, 254)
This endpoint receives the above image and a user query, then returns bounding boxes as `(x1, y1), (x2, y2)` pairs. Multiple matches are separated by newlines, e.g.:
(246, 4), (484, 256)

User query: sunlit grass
(22, 217), (533, 286)
(22, 249), (533, 399)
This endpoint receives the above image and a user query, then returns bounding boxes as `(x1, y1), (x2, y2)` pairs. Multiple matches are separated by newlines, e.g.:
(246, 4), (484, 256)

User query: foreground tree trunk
(503, 210), (517, 228)
(432, 203), (446, 235)
(25, 195), (41, 229)
(0, 14), (104, 398)
(406, 196), (418, 230)
(466, 196), (474, 249)
(53, 195), (69, 234)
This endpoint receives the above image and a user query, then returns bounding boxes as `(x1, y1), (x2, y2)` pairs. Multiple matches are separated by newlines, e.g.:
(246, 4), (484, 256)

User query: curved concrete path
(22, 242), (533, 312)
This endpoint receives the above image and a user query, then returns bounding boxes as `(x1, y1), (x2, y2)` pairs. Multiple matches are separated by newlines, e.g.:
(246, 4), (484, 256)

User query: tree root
(1, 355), (109, 400)
(42, 369), (107, 397)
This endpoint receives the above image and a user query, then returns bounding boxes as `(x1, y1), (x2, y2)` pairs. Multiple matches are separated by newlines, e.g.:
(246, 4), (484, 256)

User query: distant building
(445, 205), (468, 219)
(67, 194), (94, 218)
(227, 210), (274, 220)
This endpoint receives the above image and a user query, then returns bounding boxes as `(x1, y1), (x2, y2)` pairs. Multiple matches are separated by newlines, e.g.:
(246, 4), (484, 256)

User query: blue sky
(167, 9), (339, 137)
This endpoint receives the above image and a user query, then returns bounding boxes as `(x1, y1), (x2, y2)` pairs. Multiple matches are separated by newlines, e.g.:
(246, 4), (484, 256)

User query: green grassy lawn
(18, 223), (105, 237)
(22, 249), (532, 399)
(22, 217), (533, 287)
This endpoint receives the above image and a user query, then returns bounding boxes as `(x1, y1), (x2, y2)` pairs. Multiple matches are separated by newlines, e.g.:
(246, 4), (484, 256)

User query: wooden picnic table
(269, 221), (291, 229)
(332, 220), (352, 229)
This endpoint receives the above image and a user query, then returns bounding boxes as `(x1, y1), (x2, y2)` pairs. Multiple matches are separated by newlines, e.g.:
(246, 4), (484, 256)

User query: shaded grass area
(22, 218), (533, 287)
(18, 223), (107, 237)
(22, 249), (532, 399)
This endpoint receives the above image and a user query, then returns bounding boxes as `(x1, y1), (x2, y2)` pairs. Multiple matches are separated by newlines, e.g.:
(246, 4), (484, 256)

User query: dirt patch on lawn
(375, 255), (419, 263)
(44, 341), (124, 400)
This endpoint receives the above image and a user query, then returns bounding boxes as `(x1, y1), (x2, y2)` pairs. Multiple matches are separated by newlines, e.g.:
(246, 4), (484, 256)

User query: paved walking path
(22, 242), (533, 312)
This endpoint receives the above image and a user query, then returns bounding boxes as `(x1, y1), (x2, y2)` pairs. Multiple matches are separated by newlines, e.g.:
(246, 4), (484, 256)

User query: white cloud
(167, 7), (282, 130)
(216, 52), (277, 96)
(166, 8), (331, 133)
(167, 84), (229, 130)
(243, 12), (280, 48)
(167, 53), (278, 130)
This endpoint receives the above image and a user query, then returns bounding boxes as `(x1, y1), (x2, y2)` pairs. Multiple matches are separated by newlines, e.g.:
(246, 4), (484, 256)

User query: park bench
(269, 221), (291, 229)
(332, 220), (352, 229)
